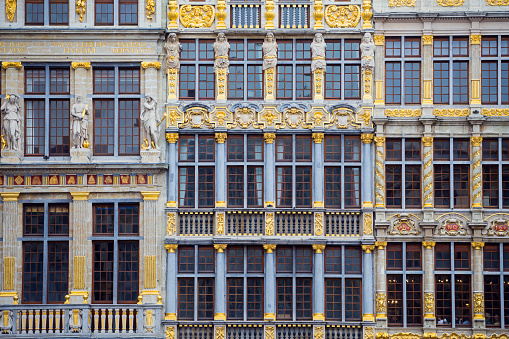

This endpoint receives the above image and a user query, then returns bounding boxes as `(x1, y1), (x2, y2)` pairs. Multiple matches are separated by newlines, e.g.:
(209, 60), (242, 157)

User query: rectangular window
(276, 136), (292, 161)
(228, 65), (244, 100)
(344, 167), (360, 207)
(228, 166), (244, 208)
(434, 61), (449, 104)
(295, 167), (312, 207)
(387, 274), (403, 325)
(434, 165), (450, 208)
(199, 65), (215, 100)
(324, 136), (341, 161)
(247, 278), (263, 320)
(180, 65), (196, 100)
(296, 278), (312, 320)
(228, 135), (243, 161)
(405, 62), (421, 104)
(119, 100), (140, 155)
(295, 136), (312, 161)
(247, 166), (263, 207)
(482, 61), (498, 104)
(276, 278), (293, 320)
(325, 279), (342, 320)
(277, 65), (293, 100)
(247, 135), (263, 161)
(484, 275), (501, 327)
(435, 243), (451, 270)
(179, 135), (195, 161)
(119, 0), (138, 25)
(198, 135), (215, 161)
(227, 278), (244, 320)
(454, 165), (469, 208)
(50, 0), (69, 25)
(453, 61), (469, 104)
(93, 100), (115, 155)
(178, 167), (195, 208)
(26, 0), (44, 25)
(296, 65), (312, 99)
(324, 167), (341, 208)
(386, 166), (402, 208)
(95, 0), (114, 25)
(23, 242), (44, 303)
(25, 100), (46, 156)
(387, 244), (403, 270)
(179, 247), (195, 273)
(198, 167), (215, 207)
(484, 244), (500, 271)
(276, 167), (292, 208)
(178, 278), (194, 319)
(345, 279), (361, 321)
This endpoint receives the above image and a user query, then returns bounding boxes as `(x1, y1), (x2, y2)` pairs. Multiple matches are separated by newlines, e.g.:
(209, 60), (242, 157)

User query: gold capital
(2, 62), (22, 70)
(69, 192), (90, 201)
(422, 35), (433, 45)
(470, 35), (481, 45)
(361, 134), (374, 144)
(215, 133), (227, 144)
(141, 61), (162, 70)
(1, 192), (20, 201)
(312, 133), (324, 144)
(362, 245), (376, 253)
(374, 136), (386, 147)
(375, 241), (387, 249)
(141, 191), (160, 201)
(71, 62), (91, 70)
(264, 133), (276, 144)
(422, 137), (434, 147)
(422, 241), (436, 249)
(312, 244), (326, 253)
(263, 244), (277, 253)
(166, 133), (178, 143)
(374, 35), (384, 46)
(165, 244), (178, 253)
(214, 244), (228, 252)
(471, 136), (483, 147)
(472, 242), (485, 250)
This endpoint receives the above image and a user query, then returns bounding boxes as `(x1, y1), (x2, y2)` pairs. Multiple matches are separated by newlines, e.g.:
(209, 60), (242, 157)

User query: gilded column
(471, 137), (483, 208)
(215, 133), (227, 208)
(362, 245), (375, 322)
(374, 136), (385, 208)
(214, 244), (228, 321)
(422, 36), (433, 105)
(375, 241), (387, 321)
(422, 137), (434, 208)
(422, 241), (436, 325)
(141, 191), (161, 303)
(470, 34), (482, 105)
(263, 244), (277, 320)
(361, 134), (374, 208)
(373, 35), (385, 106)
(165, 244), (178, 320)
(312, 133), (324, 208)
(0, 193), (20, 304)
(166, 133), (179, 208)
(264, 133), (276, 207)
(313, 0), (324, 29)
(312, 245), (325, 321)
(264, 0), (275, 29)
(472, 242), (485, 325)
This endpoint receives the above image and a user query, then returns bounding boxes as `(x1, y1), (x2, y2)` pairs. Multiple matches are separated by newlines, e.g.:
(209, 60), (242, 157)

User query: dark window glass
(247, 278), (264, 320)
(227, 247), (244, 273)
(93, 241), (114, 303)
(344, 167), (361, 208)
(483, 165), (499, 208)
(406, 139), (421, 160)
(119, 99), (140, 155)
(118, 204), (139, 235)
(405, 62), (420, 104)
(179, 167), (195, 208)
(295, 247), (312, 273)
(344, 136), (361, 162)
(25, 100), (46, 156)
(198, 135), (215, 161)
(228, 166), (244, 208)
(276, 167), (292, 207)
(406, 243), (422, 270)
(180, 65), (196, 100)
(48, 204), (69, 235)
(325, 279), (342, 320)
(435, 244), (451, 270)
(345, 279), (361, 320)
(24, 205), (44, 236)
(435, 274), (452, 326)
(119, 69), (140, 94)
(325, 167), (341, 208)
(482, 61), (498, 104)
(49, 100), (70, 156)
(198, 167), (214, 207)
(178, 278), (194, 319)
(406, 166), (421, 208)
(228, 278), (243, 319)
(199, 65), (215, 100)
(295, 167), (312, 207)
(26, 69), (46, 94)
(197, 278), (214, 320)
(434, 165), (450, 208)
(484, 244), (500, 271)
(179, 135), (195, 161)
(276, 136), (292, 161)
(483, 139), (499, 160)
(50, 69), (70, 94)
(386, 139), (402, 161)
(407, 275), (422, 326)
(387, 244), (403, 270)
(345, 247), (361, 273)
(247, 247), (264, 273)
(198, 247), (214, 273)
(228, 135), (244, 161)
(94, 69), (115, 94)
(324, 136), (341, 161)
(454, 165), (469, 208)
(386, 62), (401, 104)
(47, 241), (69, 303)
(247, 135), (263, 161)
(453, 140), (469, 160)
(276, 278), (292, 320)
(386, 166), (402, 208)
(387, 274), (403, 325)
(325, 247), (341, 273)
(276, 247), (293, 273)
(93, 204), (114, 235)
(454, 244), (470, 270)
(179, 247), (195, 273)
(455, 275), (471, 325)
(296, 278), (312, 320)
(453, 61), (469, 104)
(484, 275), (501, 327)
(434, 61), (449, 104)
(434, 139), (450, 160)
(247, 166), (263, 207)
(23, 242), (44, 303)
(93, 100), (114, 155)
(118, 241), (139, 303)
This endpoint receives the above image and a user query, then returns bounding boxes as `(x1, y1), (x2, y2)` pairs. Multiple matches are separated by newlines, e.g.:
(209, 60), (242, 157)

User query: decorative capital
(376, 333), (388, 339)
(70, 192), (90, 201)
(165, 244), (178, 253)
(1, 62), (22, 70)
(473, 292), (484, 318)
(376, 292), (387, 315)
(264, 133), (276, 144)
(422, 241), (436, 249)
(374, 35), (384, 46)
(213, 244), (228, 252)
(166, 133), (178, 143)
(375, 241), (387, 249)
(470, 35), (481, 45)
(471, 136), (483, 147)
(1, 192), (20, 201)
(71, 62), (91, 70)
(312, 133), (324, 144)
(361, 134), (374, 144)
(263, 244), (277, 253)
(215, 133), (227, 144)
(362, 245), (376, 253)
(141, 61), (162, 70)
(141, 191), (160, 201)
(422, 137), (434, 147)
(374, 136), (386, 147)
(471, 242), (485, 250)
(422, 35), (433, 45)
(312, 244), (326, 253)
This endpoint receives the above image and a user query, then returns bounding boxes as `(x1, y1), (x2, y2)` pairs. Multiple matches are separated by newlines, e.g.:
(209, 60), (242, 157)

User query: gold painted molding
(1, 192), (20, 201)
(386, 109), (422, 117)
(486, 0), (509, 4)
(433, 108), (469, 117)
(437, 0), (465, 5)
(146, 0), (155, 20)
(141, 191), (160, 200)
(375, 241), (387, 249)
(71, 62), (91, 70)
(2, 62), (22, 69)
(70, 191), (90, 201)
(264, 133), (276, 144)
(374, 35), (384, 45)
(482, 108), (509, 116)
(374, 136), (386, 147)
(215, 133), (227, 143)
(312, 133), (324, 143)
(362, 245), (375, 253)
(422, 241), (436, 249)
(422, 137), (433, 147)
(141, 61), (161, 69)
(471, 136), (483, 147)
(389, 0), (416, 6)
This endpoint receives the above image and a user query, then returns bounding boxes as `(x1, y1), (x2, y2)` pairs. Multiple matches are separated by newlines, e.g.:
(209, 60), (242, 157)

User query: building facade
(0, 0), (507, 339)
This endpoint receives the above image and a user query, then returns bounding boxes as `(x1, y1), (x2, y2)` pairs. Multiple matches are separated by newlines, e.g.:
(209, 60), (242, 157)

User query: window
(325, 39), (361, 100)
(178, 246), (215, 320)
(434, 139), (471, 208)
(25, 67), (71, 157)
(481, 36), (509, 105)
(386, 243), (423, 326)
(26, 0), (69, 25)
(324, 246), (362, 321)
(180, 40), (215, 100)
(22, 204), (70, 304)
(92, 203), (140, 304)
(324, 135), (361, 208)
(482, 138), (509, 209)
(483, 244), (509, 328)
(228, 40), (263, 100)
(276, 246), (313, 320)
(385, 139), (422, 208)
(435, 243), (472, 327)
(96, 0), (138, 26)
(385, 37), (421, 105)
(227, 135), (264, 208)
(226, 246), (264, 320)
(433, 37), (469, 105)
(178, 135), (215, 208)
(93, 67), (141, 156)
(276, 135), (312, 208)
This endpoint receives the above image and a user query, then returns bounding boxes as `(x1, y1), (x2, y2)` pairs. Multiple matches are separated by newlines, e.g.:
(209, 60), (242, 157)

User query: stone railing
(0, 304), (162, 336)
(325, 212), (361, 236)
(226, 211), (265, 235)
(179, 211), (215, 236)
(275, 211), (314, 236)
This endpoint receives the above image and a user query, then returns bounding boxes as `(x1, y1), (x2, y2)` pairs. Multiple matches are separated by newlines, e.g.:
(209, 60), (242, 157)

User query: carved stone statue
(360, 32), (375, 71)
(1, 94), (21, 151)
(213, 33), (230, 73)
(262, 33), (278, 70)
(71, 95), (89, 148)
(140, 95), (159, 149)
(311, 33), (327, 72)
(164, 33), (182, 71)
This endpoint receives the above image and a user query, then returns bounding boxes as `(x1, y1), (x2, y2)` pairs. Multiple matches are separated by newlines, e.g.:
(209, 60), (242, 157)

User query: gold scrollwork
(486, 0), (509, 4)
(312, 244), (326, 253)
(1, 62), (22, 70)
(390, 334), (421, 339)
(433, 108), (469, 117)
(265, 212), (274, 236)
(486, 220), (509, 236)
(471, 35), (482, 44)
(314, 213), (323, 236)
(142, 62), (161, 70)
(216, 212), (225, 235)
(473, 293), (484, 318)
(324, 5), (361, 28)
(76, 0), (86, 22)
(315, 326), (324, 339)
(374, 136), (385, 147)
(385, 109), (422, 117)
(374, 35), (384, 45)
(424, 293), (434, 316)
(71, 62), (91, 70)
(389, 217), (420, 235)
(389, 0), (416, 6)
(364, 68), (372, 94)
(365, 328), (374, 339)
(482, 108), (509, 116)
(265, 326), (275, 339)
(376, 292), (386, 314)
(179, 5), (215, 28)
(437, 0), (465, 5)
(362, 245), (375, 253)
(6, 0), (16, 22)
(146, 0), (155, 20)
(215, 326), (225, 339)
(166, 133), (178, 144)
(165, 326), (175, 339)
(167, 213), (176, 236)
(364, 213), (373, 235)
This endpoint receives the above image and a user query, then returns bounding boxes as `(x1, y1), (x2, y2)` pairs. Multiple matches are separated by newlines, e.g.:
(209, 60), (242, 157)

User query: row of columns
(164, 243), (376, 323)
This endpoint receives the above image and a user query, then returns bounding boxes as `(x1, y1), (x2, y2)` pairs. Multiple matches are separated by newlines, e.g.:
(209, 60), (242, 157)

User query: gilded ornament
(364, 68), (372, 94)
(146, 0), (155, 20)
(471, 136), (482, 147)
(179, 5), (215, 28)
(375, 241), (387, 249)
(1, 62), (22, 70)
(312, 244), (326, 253)
(265, 212), (274, 235)
(264, 133), (276, 144)
(389, 217), (420, 235)
(470, 35), (482, 44)
(215, 133), (227, 144)
(361, 0), (372, 29)
(422, 36), (433, 45)
(361, 134), (374, 144)
(165, 244), (178, 253)
(213, 244), (227, 253)
(385, 109), (422, 117)
(422, 241), (436, 249)
(215, 326), (225, 339)
(166, 133), (178, 143)
(167, 213), (176, 236)
(263, 244), (277, 253)
(324, 5), (361, 28)
(216, 212), (225, 235)
(423, 334), (437, 339)
(422, 137), (433, 147)
(486, 0), (509, 4)
(6, 0), (16, 22)
(359, 109), (371, 127)
(437, 0), (465, 5)
(313, 0), (324, 29)
(436, 219), (469, 236)
(167, 0), (179, 28)
(376, 292), (386, 314)
(374, 35), (384, 46)
(216, 0), (227, 29)
(265, 326), (275, 339)
(314, 213), (323, 236)
(390, 334), (421, 339)
(264, 0), (275, 29)
(424, 293), (434, 315)
(471, 242), (485, 250)
(486, 220), (509, 236)
(433, 108), (469, 117)
(165, 326), (175, 339)
(362, 245), (375, 253)
(76, 0), (86, 22)
(365, 328), (374, 339)
(312, 133), (324, 144)
(389, 0), (416, 6)
(71, 62), (91, 70)
(141, 62), (161, 70)
(314, 326), (324, 339)
(364, 213), (373, 235)
(374, 136), (386, 147)
(376, 334), (389, 339)
(473, 293), (484, 317)
(482, 108), (509, 116)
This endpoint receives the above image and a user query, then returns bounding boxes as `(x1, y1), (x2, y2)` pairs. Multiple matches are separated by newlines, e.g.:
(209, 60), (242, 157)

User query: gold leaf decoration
(486, 0), (509, 4)
(389, 0), (416, 6)
(437, 0), (465, 5)
(76, 0), (86, 22)
(146, 0), (155, 20)
(179, 5), (215, 28)
(6, 0), (16, 22)
(324, 5), (361, 28)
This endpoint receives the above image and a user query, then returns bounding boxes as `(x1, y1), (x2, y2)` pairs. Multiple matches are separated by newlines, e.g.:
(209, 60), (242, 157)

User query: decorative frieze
(179, 5), (215, 28)
(324, 5), (361, 28)
(437, 0), (465, 5)
(482, 108), (509, 116)
(389, 0), (416, 6)
(433, 109), (469, 117)
(385, 109), (422, 117)
(486, 0), (509, 4)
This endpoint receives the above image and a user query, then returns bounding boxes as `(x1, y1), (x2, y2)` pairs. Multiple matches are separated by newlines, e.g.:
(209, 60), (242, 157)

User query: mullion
(449, 36), (454, 104)
(113, 202), (119, 304)
(44, 65), (50, 157)
(292, 39), (296, 100)
(194, 245), (199, 321)
(42, 203), (49, 304)
(244, 135), (248, 209)
(500, 244), (506, 328)
(341, 38), (345, 100)
(114, 67), (119, 157)
(341, 245), (346, 322)
(341, 135), (345, 209)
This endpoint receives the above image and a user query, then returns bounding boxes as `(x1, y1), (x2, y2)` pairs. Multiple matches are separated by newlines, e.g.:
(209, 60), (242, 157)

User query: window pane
(276, 278), (292, 320)
(119, 204), (139, 235)
(198, 247), (214, 273)
(119, 0), (138, 25)
(295, 167), (312, 207)
(325, 247), (341, 273)
(49, 204), (69, 235)
(387, 244), (403, 270)
(227, 278), (243, 320)
(296, 278), (312, 320)
(50, 0), (69, 24)
(325, 167), (341, 208)
(435, 243), (451, 270)
(198, 167), (214, 208)
(345, 279), (361, 321)
(247, 247), (264, 273)
(197, 278), (214, 320)
(345, 247), (361, 273)
(47, 242), (69, 303)
(25, 100), (46, 156)
(26, 0), (45, 25)
(247, 278), (264, 320)
(276, 167), (292, 207)
(228, 166), (244, 208)
(178, 278), (194, 319)
(117, 241), (139, 303)
(387, 275), (403, 325)
(50, 100), (70, 156)
(227, 247), (244, 273)
(276, 247), (292, 273)
(93, 204), (114, 235)
(24, 205), (44, 236)
(93, 241), (114, 303)
(94, 69), (114, 94)
(93, 100), (114, 155)
(247, 135), (263, 161)
(247, 166), (263, 207)
(95, 0), (114, 25)
(485, 275), (501, 327)
(179, 247), (195, 273)
(179, 167), (195, 208)
(23, 242), (44, 303)
(407, 275), (422, 326)
(325, 279), (342, 320)
(198, 135), (215, 161)
(179, 135), (195, 161)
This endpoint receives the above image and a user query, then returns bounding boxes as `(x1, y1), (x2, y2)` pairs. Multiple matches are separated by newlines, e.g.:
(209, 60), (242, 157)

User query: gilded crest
(436, 219), (469, 236)
(389, 216), (420, 235)
(324, 5), (361, 28)
(179, 5), (215, 28)
(182, 104), (213, 128)
(326, 104), (361, 129)
(486, 219), (509, 236)
(228, 103), (260, 129)
(278, 103), (310, 129)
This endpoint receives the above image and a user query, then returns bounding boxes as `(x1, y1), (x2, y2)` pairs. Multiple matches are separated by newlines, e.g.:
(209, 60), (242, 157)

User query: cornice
(0, 163), (168, 175)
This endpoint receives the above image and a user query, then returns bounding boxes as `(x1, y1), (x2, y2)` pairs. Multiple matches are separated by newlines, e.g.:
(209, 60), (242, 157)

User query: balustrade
(325, 212), (361, 236)
(226, 211), (264, 235)
(179, 212), (214, 236)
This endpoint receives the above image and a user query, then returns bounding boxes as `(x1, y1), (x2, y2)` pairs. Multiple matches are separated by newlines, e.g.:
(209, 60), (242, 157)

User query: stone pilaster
(374, 241), (387, 322)
(167, 69), (178, 101)
(422, 36), (433, 106)
(373, 35), (384, 107)
(470, 34), (482, 106)
(69, 192), (91, 304)
(471, 242), (485, 328)
(215, 133), (227, 208)
(216, 68), (227, 102)
(374, 136), (385, 208)
(422, 241), (436, 327)
(263, 244), (276, 321)
(264, 133), (276, 207)
(361, 134), (374, 208)
(471, 137), (483, 208)
(164, 244), (178, 320)
(214, 244), (227, 321)
(0, 192), (20, 304)
(166, 133), (179, 208)
(312, 244), (325, 321)
(313, 69), (324, 101)
(140, 191), (161, 303)
(422, 137), (434, 209)
(264, 67), (276, 102)
(362, 245), (376, 322)
(312, 133), (324, 208)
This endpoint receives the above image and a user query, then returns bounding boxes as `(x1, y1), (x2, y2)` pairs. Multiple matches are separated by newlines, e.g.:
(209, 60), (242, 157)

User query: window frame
(482, 243), (509, 328)
(179, 39), (216, 101)
(481, 36), (509, 105)
(95, 0), (139, 26)
(482, 138), (509, 209)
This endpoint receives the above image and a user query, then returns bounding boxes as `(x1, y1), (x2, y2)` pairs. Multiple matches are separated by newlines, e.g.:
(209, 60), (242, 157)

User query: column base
(363, 313), (375, 322)
(0, 291), (18, 305)
(70, 290), (88, 304)
(140, 289), (160, 304)
(165, 313), (177, 321)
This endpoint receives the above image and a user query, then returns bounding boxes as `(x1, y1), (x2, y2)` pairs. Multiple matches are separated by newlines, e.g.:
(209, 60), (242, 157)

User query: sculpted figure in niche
(140, 95), (159, 149)
(1, 94), (21, 151)
(262, 33), (278, 70)
(360, 32), (375, 71)
(213, 33), (230, 73)
(71, 95), (89, 148)
(165, 33), (182, 71)
(311, 33), (327, 72)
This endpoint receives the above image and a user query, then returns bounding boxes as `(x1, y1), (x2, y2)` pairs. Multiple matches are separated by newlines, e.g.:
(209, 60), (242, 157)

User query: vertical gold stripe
(74, 256), (85, 290)
(472, 79), (480, 99)
(145, 255), (156, 289)
(3, 257), (15, 290)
